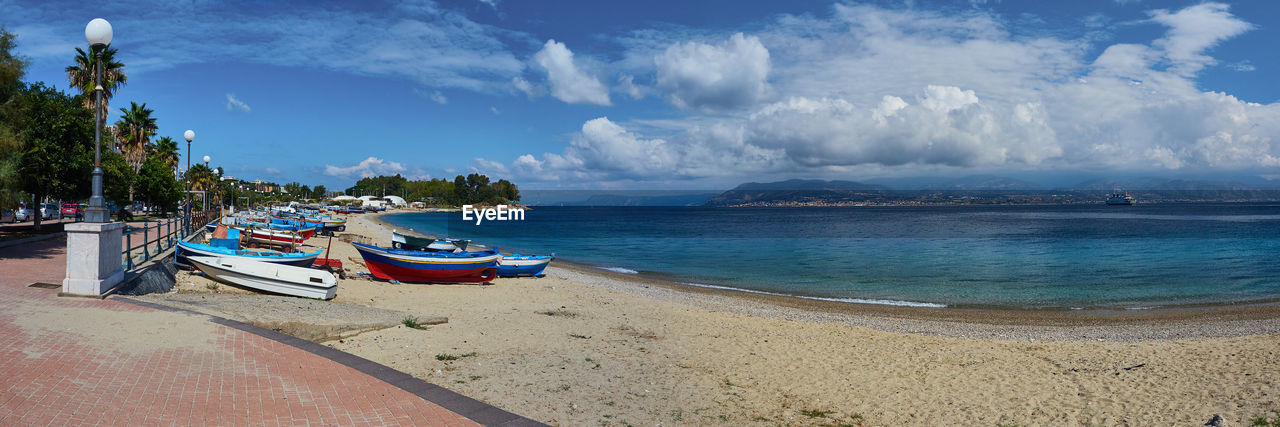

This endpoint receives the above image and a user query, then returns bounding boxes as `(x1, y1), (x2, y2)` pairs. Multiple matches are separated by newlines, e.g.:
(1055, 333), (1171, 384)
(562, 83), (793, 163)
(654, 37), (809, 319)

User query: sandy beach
(168, 210), (1280, 426)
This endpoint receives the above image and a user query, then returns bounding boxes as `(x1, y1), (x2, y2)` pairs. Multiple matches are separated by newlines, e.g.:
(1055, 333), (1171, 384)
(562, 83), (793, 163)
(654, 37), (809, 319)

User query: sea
(380, 204), (1280, 310)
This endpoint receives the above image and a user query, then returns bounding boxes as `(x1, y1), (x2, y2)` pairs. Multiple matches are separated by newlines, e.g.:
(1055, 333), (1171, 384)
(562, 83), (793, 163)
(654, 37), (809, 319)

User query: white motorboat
(187, 256), (337, 300)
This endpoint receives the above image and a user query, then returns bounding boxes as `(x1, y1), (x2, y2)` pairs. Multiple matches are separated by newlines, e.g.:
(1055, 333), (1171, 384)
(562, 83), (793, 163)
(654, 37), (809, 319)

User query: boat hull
(352, 243), (498, 283)
(497, 256), (553, 277)
(188, 256), (337, 300)
(175, 241), (320, 269)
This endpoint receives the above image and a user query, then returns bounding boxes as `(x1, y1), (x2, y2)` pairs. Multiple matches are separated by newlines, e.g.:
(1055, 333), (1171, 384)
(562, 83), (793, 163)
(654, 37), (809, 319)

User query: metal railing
(122, 209), (221, 271)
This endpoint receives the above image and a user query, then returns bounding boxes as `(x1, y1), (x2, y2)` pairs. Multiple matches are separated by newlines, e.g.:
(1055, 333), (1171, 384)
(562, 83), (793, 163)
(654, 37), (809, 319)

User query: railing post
(124, 228), (133, 271)
(142, 220), (150, 262)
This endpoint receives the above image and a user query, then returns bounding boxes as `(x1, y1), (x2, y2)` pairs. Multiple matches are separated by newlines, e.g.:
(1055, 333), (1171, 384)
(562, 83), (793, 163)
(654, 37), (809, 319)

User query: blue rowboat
(351, 242), (499, 283)
(175, 240), (321, 269)
(498, 254), (555, 277)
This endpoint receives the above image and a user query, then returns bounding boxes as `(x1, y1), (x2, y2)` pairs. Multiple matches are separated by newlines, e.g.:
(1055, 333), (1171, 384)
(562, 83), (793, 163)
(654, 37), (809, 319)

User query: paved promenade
(0, 236), (531, 425)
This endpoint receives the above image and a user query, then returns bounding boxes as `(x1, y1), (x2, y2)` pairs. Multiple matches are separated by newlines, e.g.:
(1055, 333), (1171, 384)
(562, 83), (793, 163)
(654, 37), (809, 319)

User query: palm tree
(115, 102), (156, 171)
(65, 45), (126, 127)
(115, 102), (157, 202)
(151, 136), (179, 177)
(185, 163), (217, 210)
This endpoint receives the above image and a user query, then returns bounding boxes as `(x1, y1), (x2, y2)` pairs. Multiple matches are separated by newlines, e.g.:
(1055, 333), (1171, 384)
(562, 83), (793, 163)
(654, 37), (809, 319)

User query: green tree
(0, 27), (29, 212)
(114, 102), (156, 202)
(311, 184), (327, 199)
(135, 155), (179, 213)
(65, 44), (126, 128)
(13, 82), (94, 230)
(185, 163), (217, 209)
(100, 148), (132, 206)
(151, 135), (179, 176)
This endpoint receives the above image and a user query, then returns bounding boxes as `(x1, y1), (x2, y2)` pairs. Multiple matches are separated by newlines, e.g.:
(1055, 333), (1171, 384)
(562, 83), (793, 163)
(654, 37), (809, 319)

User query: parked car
(40, 203), (59, 220)
(14, 206), (29, 222)
(61, 203), (83, 219)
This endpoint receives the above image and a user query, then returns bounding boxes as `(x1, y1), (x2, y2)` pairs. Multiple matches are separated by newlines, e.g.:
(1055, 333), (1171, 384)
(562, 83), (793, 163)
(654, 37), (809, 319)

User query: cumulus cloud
(1149, 3), (1254, 76)
(323, 157), (408, 179)
(533, 40), (612, 106)
(482, 2), (1279, 184)
(511, 76), (542, 98)
(654, 33), (771, 111)
(225, 93), (251, 112)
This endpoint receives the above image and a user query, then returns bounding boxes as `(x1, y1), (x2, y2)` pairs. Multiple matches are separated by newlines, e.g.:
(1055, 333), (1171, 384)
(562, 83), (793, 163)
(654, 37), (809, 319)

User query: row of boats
(174, 208), (555, 300)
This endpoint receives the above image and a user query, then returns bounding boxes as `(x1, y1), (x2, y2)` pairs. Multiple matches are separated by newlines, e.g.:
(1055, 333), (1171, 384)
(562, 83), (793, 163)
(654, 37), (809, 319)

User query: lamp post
(203, 155), (210, 168)
(183, 129), (194, 232)
(83, 18), (112, 223)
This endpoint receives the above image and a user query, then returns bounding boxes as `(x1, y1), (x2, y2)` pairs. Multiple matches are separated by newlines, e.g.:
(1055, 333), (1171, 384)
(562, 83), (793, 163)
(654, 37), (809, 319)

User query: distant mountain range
(521, 176), (1280, 206)
(705, 176), (1280, 207)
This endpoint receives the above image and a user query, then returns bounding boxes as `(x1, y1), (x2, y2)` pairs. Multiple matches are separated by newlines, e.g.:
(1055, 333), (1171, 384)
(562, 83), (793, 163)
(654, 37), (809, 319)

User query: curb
(0, 232), (67, 250)
(115, 296), (545, 427)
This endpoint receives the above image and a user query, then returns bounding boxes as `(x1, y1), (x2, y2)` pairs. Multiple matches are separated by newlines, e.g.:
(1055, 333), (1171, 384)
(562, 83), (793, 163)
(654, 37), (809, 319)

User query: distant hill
(521, 190), (719, 206)
(705, 178), (1280, 206)
(731, 179), (887, 191)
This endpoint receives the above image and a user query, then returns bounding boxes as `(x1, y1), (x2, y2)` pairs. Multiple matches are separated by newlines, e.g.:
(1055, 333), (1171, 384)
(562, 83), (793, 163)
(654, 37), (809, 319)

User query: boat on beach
(351, 242), (499, 283)
(187, 256), (337, 299)
(497, 254), (555, 277)
(391, 230), (470, 251)
(175, 240), (321, 269)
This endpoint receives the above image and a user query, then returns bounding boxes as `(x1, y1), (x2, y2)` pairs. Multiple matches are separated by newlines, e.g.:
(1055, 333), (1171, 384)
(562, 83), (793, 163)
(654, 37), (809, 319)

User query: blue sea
(380, 204), (1280, 309)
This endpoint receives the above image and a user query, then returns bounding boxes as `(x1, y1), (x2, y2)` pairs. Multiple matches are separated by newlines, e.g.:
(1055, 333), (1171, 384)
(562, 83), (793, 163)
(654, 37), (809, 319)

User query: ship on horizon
(1106, 192), (1137, 205)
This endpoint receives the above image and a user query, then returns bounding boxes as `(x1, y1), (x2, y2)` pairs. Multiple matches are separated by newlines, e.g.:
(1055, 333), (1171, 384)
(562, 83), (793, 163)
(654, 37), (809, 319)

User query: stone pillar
(62, 222), (125, 297)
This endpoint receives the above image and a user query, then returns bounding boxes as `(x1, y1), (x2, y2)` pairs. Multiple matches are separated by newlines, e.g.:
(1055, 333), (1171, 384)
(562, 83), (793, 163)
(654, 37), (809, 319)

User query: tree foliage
(135, 155), (180, 212)
(0, 27), (28, 211)
(65, 44), (126, 126)
(13, 82), (94, 228)
(344, 173), (519, 206)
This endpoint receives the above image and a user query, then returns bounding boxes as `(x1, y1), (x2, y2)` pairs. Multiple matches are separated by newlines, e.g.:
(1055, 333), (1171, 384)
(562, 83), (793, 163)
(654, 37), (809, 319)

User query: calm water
(381, 204), (1280, 309)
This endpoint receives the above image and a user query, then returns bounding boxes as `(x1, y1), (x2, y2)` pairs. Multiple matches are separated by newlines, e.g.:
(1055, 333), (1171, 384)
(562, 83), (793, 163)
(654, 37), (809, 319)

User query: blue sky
(5, 0), (1279, 190)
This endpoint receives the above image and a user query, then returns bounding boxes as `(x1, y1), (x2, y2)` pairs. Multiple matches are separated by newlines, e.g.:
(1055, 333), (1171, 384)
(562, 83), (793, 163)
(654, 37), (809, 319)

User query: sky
(4, 0), (1280, 190)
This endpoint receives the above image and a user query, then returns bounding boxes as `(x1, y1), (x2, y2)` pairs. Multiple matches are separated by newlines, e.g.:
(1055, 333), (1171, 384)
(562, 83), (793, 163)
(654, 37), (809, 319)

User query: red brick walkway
(0, 237), (527, 426)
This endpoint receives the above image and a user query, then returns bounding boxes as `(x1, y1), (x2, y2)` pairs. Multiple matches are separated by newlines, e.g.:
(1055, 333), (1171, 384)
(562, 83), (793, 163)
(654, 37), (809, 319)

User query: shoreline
(370, 210), (1280, 340)
(306, 210), (1280, 425)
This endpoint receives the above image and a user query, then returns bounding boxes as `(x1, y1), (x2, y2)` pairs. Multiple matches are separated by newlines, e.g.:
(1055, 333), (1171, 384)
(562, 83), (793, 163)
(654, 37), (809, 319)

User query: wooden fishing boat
(497, 254), (555, 277)
(351, 242), (499, 283)
(391, 230), (469, 251)
(175, 240), (321, 269)
(187, 256), (337, 299)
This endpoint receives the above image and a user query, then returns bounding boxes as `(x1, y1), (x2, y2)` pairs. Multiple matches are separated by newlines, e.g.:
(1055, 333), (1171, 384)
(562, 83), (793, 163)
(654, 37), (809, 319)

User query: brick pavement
(0, 236), (535, 426)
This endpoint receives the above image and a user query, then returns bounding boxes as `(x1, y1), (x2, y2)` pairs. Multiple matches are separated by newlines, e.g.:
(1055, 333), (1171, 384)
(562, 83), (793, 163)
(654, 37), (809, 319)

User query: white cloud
(483, 2), (1280, 184)
(511, 76), (541, 98)
(490, 106), (501, 115)
(1149, 3), (1254, 76)
(225, 93), (251, 113)
(429, 91), (448, 104)
(532, 40), (612, 106)
(477, 0), (498, 9)
(618, 75), (645, 100)
(323, 157), (408, 179)
(264, 167), (281, 175)
(654, 33), (771, 111)
(9, 1), (526, 93)
(1226, 61), (1255, 72)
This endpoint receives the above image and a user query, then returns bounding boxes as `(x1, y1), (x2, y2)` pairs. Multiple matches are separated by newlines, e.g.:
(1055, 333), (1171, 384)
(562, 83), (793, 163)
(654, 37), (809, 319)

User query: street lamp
(203, 155), (210, 167)
(184, 129), (194, 231)
(84, 18), (112, 223)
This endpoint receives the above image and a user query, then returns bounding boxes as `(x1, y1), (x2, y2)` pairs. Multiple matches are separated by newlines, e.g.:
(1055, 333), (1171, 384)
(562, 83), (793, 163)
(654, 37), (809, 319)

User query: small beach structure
(187, 256), (338, 299)
(352, 242), (499, 283)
